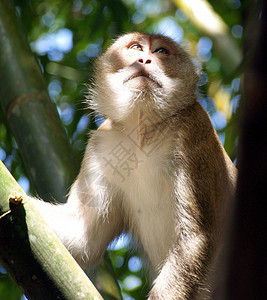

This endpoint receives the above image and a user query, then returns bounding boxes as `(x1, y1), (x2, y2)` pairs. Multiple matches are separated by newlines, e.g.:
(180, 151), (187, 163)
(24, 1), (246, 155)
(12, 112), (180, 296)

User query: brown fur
(33, 33), (237, 299)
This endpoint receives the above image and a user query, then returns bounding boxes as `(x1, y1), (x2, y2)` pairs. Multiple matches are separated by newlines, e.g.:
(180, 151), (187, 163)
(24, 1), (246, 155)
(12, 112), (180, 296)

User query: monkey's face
(90, 33), (199, 122)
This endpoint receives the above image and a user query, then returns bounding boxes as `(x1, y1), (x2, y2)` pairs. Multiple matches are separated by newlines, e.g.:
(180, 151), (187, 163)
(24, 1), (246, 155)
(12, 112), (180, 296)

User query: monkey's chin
(125, 76), (161, 90)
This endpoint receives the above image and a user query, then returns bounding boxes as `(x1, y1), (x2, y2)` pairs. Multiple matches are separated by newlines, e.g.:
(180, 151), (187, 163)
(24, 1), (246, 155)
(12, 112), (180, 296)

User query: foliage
(0, 0), (245, 299)
(0, 271), (23, 300)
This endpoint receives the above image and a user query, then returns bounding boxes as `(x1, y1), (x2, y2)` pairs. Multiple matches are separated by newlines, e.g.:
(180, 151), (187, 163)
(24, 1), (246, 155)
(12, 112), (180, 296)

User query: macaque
(33, 33), (237, 299)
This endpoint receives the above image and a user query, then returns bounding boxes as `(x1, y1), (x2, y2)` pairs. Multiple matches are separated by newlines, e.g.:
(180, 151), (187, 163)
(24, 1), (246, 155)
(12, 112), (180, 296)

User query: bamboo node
(9, 192), (23, 206)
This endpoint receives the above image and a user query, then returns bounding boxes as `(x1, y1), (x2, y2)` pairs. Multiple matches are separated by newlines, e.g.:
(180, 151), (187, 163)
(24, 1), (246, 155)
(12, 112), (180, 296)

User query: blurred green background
(0, 0), (244, 299)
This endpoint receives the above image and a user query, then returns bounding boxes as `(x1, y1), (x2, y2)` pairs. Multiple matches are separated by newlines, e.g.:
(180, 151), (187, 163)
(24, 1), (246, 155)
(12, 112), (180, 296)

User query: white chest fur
(94, 118), (176, 271)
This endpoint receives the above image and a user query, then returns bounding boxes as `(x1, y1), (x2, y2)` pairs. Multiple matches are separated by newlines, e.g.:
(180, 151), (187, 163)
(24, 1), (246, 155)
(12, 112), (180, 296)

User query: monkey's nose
(138, 58), (152, 64)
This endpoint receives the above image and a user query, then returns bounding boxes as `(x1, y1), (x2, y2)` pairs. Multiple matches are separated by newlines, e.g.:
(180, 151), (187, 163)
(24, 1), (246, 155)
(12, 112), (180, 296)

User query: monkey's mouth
(123, 71), (162, 88)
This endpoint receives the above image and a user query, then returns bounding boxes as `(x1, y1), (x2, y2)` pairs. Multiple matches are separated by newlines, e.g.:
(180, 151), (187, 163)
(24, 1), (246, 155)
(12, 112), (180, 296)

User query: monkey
(32, 32), (237, 299)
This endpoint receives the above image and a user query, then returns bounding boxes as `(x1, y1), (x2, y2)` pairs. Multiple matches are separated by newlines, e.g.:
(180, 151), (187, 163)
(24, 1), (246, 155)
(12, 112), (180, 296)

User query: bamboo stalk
(0, 1), (122, 299)
(0, 161), (103, 300)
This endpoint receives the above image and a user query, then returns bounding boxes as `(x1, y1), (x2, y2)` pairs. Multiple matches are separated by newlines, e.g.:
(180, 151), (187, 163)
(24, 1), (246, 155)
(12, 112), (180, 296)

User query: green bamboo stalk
(0, 1), (122, 299)
(0, 160), (103, 300)
(0, 0), (78, 204)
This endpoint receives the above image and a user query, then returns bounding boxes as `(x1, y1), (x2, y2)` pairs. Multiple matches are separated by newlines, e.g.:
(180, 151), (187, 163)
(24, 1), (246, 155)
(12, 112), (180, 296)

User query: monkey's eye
(154, 48), (169, 55)
(129, 44), (143, 51)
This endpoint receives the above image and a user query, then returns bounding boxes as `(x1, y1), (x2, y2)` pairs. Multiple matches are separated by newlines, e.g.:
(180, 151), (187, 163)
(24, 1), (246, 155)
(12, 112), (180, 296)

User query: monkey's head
(89, 32), (199, 122)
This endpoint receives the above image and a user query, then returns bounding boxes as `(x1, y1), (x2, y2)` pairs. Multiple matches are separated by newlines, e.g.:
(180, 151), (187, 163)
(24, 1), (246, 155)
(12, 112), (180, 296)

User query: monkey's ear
(189, 58), (202, 99)
(191, 58), (202, 79)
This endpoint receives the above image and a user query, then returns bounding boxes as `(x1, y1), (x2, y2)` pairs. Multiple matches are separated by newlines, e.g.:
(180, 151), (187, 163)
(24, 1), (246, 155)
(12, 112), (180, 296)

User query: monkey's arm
(32, 143), (124, 267)
(149, 225), (211, 299)
(149, 107), (233, 299)
(149, 181), (215, 300)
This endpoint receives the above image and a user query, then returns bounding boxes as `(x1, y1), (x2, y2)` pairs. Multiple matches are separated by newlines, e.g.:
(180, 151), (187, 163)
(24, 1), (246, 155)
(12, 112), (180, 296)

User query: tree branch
(0, 161), (103, 300)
